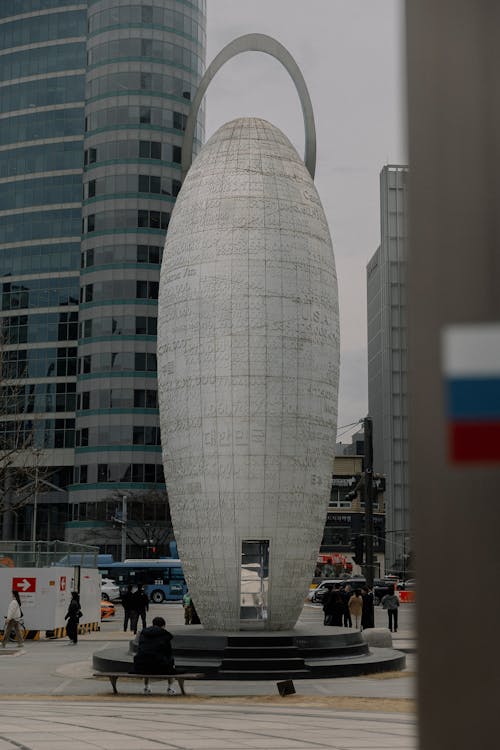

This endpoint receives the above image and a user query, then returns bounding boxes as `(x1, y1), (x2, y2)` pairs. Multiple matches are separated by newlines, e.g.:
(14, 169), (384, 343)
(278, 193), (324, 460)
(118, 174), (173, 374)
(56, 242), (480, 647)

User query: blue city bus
(98, 559), (187, 603)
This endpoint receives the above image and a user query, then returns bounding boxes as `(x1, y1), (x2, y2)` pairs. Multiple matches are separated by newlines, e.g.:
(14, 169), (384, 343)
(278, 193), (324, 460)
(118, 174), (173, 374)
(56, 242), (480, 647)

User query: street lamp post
(364, 416), (375, 587)
(121, 495), (128, 562)
(31, 465), (39, 546)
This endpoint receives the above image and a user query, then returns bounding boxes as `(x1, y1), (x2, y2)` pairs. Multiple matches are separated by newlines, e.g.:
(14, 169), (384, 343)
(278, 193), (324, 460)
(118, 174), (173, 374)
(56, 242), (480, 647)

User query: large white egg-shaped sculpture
(157, 118), (339, 630)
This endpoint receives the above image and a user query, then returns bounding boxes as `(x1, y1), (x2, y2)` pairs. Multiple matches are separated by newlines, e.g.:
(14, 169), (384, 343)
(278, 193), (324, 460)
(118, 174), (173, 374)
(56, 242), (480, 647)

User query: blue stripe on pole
(446, 377), (500, 419)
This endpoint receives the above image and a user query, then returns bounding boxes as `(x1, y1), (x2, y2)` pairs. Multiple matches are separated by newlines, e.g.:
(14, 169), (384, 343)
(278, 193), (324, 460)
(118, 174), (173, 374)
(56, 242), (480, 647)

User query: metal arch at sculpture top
(181, 33), (317, 181)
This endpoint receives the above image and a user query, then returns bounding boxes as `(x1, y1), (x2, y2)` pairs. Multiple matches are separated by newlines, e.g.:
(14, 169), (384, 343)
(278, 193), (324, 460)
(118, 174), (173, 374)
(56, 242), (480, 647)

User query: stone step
(221, 657), (306, 671)
(223, 645), (299, 659)
(218, 668), (311, 680)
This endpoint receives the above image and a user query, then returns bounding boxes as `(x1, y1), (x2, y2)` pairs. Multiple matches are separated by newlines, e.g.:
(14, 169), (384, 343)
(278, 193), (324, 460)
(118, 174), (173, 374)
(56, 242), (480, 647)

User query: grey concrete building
(0, 0), (206, 556)
(366, 165), (409, 572)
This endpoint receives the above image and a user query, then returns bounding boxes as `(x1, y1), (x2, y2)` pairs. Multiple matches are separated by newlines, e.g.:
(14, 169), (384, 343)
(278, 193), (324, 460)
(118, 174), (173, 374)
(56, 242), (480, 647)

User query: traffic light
(350, 535), (364, 565)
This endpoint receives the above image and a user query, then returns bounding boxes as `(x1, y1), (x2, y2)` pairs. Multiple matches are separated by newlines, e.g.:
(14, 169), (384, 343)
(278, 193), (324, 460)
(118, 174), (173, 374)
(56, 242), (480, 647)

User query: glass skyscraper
(0, 0), (206, 555)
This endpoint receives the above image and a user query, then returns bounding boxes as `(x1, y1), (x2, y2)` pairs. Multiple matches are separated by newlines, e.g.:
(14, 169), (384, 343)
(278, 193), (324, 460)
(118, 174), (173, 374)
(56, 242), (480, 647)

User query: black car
(373, 578), (398, 605)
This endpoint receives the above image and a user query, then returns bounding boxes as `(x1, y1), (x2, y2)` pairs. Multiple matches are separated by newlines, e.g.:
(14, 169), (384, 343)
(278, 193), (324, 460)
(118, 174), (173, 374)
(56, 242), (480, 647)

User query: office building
(366, 165), (409, 573)
(0, 0), (206, 556)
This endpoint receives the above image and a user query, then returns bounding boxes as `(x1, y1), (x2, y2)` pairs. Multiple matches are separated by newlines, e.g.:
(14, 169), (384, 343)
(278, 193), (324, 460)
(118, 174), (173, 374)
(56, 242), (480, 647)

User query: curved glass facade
(0, 2), (85, 540)
(74, 0), (206, 551)
(0, 0), (206, 549)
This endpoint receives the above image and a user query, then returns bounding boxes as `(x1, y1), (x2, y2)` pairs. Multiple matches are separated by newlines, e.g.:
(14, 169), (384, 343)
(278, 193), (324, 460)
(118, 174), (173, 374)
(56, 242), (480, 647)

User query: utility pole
(121, 495), (128, 562)
(364, 416), (375, 587)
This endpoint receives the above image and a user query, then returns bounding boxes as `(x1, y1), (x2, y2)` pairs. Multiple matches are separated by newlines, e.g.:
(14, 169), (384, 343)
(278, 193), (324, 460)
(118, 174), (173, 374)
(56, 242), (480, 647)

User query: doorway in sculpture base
(93, 625), (406, 681)
(240, 540), (269, 628)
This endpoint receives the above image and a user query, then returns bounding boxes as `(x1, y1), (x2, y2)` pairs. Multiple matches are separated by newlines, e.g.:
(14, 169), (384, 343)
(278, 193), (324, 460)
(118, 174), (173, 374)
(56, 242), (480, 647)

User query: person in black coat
(134, 585), (149, 631)
(64, 591), (81, 645)
(122, 585), (139, 633)
(323, 584), (343, 626)
(133, 616), (176, 694)
(361, 585), (375, 630)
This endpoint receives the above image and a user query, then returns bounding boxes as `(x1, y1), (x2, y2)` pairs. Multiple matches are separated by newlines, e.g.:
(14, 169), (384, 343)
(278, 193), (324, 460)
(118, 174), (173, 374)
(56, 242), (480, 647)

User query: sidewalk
(0, 603), (416, 749)
(0, 601), (416, 702)
(0, 699), (417, 750)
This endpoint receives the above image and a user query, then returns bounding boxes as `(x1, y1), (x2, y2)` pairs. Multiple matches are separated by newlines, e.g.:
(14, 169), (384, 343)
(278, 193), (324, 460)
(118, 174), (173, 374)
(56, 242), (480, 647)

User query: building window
(136, 280), (159, 299)
(141, 5), (153, 23)
(134, 352), (157, 372)
(133, 389), (157, 408)
(54, 418), (75, 448)
(139, 140), (161, 159)
(173, 111), (187, 131)
(137, 244), (162, 264)
(151, 141), (162, 159)
(137, 209), (169, 229)
(139, 106), (151, 123)
(135, 316), (157, 335)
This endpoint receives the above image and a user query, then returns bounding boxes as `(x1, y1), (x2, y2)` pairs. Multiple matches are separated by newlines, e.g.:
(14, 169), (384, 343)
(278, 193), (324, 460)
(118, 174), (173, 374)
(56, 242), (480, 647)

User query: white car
(101, 578), (120, 601)
(307, 579), (344, 603)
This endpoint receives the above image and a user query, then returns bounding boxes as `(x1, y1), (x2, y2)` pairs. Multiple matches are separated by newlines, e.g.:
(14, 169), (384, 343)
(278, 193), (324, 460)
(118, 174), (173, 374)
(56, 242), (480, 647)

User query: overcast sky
(204, 1), (407, 440)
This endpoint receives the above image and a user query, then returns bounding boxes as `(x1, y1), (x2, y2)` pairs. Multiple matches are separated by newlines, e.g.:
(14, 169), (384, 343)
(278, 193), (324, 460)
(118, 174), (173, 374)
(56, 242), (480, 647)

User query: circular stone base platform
(93, 624), (405, 680)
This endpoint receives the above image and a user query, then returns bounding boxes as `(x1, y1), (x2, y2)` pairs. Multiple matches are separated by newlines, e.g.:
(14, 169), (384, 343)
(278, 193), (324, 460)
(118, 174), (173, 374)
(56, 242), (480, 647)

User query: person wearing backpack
(2, 590), (25, 648)
(381, 585), (400, 632)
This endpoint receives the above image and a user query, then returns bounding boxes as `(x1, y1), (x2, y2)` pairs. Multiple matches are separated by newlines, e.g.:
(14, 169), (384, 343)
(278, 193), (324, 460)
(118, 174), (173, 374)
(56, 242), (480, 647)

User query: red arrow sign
(12, 577), (36, 593)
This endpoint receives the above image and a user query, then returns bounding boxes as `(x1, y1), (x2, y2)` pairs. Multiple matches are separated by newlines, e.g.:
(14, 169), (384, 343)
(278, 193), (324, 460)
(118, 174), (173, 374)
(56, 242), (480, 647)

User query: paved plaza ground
(0, 601), (417, 749)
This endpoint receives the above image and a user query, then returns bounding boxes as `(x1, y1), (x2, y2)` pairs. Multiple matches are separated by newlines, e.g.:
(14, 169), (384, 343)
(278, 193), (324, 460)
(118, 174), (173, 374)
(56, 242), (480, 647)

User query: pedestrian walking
(134, 585), (149, 631)
(2, 590), (25, 648)
(381, 585), (400, 632)
(341, 584), (352, 627)
(323, 584), (343, 626)
(122, 585), (139, 633)
(361, 585), (375, 630)
(133, 616), (176, 695)
(348, 588), (363, 629)
(182, 591), (193, 625)
(64, 591), (81, 645)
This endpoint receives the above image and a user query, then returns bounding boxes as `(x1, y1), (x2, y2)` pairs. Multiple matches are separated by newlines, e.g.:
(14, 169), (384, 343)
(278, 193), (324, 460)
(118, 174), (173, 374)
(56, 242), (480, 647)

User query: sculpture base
(93, 623), (405, 680)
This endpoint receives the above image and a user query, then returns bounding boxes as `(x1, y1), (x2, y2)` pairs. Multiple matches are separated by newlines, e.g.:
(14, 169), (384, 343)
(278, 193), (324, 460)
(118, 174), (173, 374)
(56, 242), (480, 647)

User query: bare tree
(0, 339), (51, 535)
(94, 488), (174, 557)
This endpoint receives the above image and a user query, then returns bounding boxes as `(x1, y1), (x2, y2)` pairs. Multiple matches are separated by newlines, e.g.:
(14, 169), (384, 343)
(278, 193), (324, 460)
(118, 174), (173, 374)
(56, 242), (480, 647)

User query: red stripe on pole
(450, 421), (500, 462)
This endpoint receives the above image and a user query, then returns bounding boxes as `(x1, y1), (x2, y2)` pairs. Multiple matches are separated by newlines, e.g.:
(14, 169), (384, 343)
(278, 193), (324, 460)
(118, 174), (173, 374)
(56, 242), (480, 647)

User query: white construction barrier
(0, 566), (100, 639)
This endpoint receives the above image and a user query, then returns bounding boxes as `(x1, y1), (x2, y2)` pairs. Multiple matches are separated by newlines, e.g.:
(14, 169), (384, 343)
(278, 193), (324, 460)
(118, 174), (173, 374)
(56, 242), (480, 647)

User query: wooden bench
(93, 671), (205, 696)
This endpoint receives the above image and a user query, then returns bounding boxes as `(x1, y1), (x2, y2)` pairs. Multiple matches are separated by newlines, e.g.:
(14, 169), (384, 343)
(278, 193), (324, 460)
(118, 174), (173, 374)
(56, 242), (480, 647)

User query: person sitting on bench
(132, 615), (176, 695)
